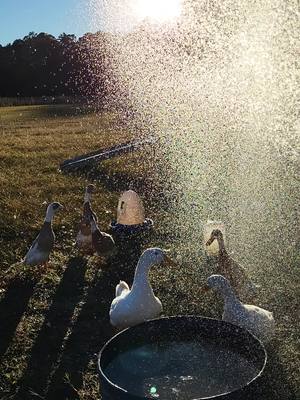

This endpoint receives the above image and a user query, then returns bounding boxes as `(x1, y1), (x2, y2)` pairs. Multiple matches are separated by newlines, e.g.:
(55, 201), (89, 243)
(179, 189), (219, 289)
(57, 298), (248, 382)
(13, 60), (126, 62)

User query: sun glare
(136, 0), (182, 22)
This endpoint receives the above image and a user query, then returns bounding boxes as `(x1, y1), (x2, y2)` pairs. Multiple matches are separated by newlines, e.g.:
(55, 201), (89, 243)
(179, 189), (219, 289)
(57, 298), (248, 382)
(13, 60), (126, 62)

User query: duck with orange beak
(109, 248), (176, 329)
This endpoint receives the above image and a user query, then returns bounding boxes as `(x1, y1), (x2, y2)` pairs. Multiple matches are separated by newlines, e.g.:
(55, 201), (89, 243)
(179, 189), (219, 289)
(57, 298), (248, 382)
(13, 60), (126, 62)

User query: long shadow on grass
(15, 257), (87, 400)
(45, 269), (114, 399)
(0, 277), (37, 360)
(45, 250), (141, 400)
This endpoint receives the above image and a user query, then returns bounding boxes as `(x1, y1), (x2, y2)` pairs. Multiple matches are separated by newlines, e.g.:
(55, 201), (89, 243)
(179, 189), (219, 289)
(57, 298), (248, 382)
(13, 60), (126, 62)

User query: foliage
(0, 32), (112, 100)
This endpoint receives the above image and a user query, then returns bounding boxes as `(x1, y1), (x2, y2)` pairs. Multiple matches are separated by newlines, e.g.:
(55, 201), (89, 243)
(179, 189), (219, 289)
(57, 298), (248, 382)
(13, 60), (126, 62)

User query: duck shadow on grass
(14, 246), (141, 400)
(44, 270), (114, 399)
(45, 248), (141, 400)
(15, 256), (88, 400)
(10, 251), (298, 400)
(0, 276), (37, 360)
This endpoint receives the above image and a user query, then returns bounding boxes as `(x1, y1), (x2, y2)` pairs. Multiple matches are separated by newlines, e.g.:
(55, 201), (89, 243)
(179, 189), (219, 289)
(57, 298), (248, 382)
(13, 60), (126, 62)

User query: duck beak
(163, 255), (177, 267)
(206, 236), (215, 246)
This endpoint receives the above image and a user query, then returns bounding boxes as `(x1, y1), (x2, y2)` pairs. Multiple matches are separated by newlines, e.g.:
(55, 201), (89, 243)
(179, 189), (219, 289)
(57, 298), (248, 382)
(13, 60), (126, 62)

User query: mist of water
(88, 0), (299, 274)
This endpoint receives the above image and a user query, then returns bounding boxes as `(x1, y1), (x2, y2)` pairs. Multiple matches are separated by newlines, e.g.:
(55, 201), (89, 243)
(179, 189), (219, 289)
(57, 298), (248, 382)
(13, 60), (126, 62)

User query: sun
(136, 0), (182, 22)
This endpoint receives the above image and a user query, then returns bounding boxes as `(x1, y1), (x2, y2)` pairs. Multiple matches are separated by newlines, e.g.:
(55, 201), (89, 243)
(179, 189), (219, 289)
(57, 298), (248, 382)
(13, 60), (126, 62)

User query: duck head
(140, 248), (177, 268)
(45, 202), (63, 221)
(84, 184), (96, 202)
(84, 201), (92, 216)
(206, 229), (224, 246)
(205, 274), (235, 298)
(86, 184), (96, 194)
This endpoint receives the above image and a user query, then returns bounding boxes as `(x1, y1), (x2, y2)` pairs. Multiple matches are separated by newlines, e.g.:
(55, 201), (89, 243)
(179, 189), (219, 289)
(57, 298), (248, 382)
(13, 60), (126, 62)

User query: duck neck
(217, 236), (226, 255)
(131, 257), (153, 294)
(44, 209), (54, 224)
(84, 191), (92, 203)
(91, 220), (99, 234)
(222, 286), (239, 305)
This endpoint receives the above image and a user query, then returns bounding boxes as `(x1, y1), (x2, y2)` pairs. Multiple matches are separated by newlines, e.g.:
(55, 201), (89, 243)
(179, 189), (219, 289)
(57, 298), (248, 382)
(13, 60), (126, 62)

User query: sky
(0, 0), (94, 45)
(0, 1), (184, 45)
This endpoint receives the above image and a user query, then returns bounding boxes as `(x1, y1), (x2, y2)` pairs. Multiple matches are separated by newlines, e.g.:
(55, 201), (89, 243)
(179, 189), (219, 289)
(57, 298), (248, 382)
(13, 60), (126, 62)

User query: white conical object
(203, 220), (225, 256)
(117, 190), (145, 225)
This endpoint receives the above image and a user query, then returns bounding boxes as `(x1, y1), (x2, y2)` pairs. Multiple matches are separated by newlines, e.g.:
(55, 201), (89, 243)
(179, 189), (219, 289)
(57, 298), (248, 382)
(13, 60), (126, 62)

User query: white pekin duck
(24, 202), (63, 267)
(109, 248), (176, 329)
(206, 274), (275, 343)
(76, 184), (97, 254)
(206, 229), (258, 301)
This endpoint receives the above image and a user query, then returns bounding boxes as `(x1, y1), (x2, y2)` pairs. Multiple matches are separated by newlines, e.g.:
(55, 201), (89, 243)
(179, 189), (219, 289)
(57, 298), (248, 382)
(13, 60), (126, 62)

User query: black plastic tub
(98, 316), (267, 400)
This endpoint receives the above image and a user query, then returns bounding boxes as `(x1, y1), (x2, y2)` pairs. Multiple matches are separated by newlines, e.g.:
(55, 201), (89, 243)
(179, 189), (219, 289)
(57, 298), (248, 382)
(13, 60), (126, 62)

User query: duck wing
(77, 219), (92, 236)
(92, 229), (115, 256)
(109, 290), (132, 327)
(223, 256), (257, 298)
(24, 222), (54, 265)
(83, 201), (98, 222)
(244, 304), (275, 341)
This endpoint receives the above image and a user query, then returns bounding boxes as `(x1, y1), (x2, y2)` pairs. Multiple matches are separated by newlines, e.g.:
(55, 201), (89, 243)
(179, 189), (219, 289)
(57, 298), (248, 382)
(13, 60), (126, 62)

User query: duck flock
(23, 184), (275, 343)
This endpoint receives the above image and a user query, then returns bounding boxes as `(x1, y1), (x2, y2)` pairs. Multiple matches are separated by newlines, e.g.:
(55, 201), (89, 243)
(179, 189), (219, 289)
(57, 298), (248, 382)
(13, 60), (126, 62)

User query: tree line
(0, 2), (242, 102)
(0, 32), (110, 100)
(0, 28), (191, 103)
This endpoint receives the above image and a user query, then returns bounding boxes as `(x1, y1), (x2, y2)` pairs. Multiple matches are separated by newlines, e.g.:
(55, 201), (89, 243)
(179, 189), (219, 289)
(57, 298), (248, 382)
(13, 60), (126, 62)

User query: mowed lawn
(0, 104), (158, 400)
(0, 105), (298, 400)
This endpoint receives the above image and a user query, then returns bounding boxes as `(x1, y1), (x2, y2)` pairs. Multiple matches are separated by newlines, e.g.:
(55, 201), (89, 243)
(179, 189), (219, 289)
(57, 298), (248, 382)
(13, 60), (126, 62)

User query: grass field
(0, 105), (298, 400)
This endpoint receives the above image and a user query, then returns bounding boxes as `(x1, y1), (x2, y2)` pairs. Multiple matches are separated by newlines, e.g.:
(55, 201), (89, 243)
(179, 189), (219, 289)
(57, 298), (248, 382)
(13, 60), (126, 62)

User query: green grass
(0, 105), (298, 400)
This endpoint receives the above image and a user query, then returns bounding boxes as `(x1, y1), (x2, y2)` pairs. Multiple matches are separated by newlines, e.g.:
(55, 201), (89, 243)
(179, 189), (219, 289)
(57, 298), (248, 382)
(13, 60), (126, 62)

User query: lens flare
(136, 0), (181, 22)
(150, 385), (157, 395)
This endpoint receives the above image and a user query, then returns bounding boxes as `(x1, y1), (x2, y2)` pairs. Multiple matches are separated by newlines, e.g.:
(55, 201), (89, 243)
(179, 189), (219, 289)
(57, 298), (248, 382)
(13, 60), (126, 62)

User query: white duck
(109, 248), (176, 329)
(206, 274), (275, 342)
